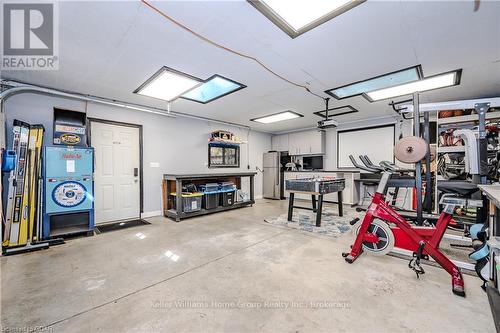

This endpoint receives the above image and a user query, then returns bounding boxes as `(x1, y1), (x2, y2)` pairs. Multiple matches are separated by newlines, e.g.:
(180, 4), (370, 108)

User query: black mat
(95, 219), (151, 233)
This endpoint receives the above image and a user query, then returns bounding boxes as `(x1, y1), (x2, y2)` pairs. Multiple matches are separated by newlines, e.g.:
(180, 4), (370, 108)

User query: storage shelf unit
(434, 103), (500, 216)
(162, 172), (256, 221)
(397, 97), (500, 214)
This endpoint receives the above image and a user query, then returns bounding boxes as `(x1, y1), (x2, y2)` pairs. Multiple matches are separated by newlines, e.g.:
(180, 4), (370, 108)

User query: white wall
(322, 116), (410, 170)
(4, 94), (271, 215)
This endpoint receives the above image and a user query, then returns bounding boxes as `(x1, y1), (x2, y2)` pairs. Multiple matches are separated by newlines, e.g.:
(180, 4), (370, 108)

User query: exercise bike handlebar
(349, 157), (395, 195)
(365, 154), (414, 174)
(379, 160), (397, 171)
(359, 155), (385, 172)
(379, 160), (415, 174)
(351, 155), (414, 175)
(349, 155), (379, 173)
(364, 155), (378, 167)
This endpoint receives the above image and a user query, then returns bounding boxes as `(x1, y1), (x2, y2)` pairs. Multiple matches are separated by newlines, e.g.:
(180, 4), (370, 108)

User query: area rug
(264, 209), (354, 237)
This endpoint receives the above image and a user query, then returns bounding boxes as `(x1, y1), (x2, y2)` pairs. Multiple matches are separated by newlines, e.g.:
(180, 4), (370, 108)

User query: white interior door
(91, 121), (140, 224)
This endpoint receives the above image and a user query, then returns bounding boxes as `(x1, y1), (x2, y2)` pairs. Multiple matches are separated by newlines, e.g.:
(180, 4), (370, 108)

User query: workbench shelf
(165, 200), (254, 220)
(162, 172), (256, 221)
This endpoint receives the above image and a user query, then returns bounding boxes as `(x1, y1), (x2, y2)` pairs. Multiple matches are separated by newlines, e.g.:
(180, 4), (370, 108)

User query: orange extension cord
(140, 0), (326, 102)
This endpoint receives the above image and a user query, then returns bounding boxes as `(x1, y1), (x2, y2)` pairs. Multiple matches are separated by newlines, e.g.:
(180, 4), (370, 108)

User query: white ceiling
(2, 0), (500, 133)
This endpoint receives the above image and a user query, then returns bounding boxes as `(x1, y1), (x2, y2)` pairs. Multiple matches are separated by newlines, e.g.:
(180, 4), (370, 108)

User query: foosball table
(285, 177), (345, 227)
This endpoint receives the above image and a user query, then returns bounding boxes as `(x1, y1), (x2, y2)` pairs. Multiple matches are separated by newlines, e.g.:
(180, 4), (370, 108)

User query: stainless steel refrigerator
(263, 151), (287, 199)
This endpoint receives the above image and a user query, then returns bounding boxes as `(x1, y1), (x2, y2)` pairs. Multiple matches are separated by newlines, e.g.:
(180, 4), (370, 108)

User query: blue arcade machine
(42, 146), (94, 239)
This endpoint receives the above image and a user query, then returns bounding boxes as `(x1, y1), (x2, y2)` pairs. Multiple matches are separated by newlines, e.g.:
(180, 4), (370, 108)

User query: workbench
(162, 172), (256, 221)
(478, 184), (500, 332)
(285, 178), (345, 227)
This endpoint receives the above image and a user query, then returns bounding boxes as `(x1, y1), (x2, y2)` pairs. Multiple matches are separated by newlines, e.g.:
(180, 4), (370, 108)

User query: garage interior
(1, 1), (500, 332)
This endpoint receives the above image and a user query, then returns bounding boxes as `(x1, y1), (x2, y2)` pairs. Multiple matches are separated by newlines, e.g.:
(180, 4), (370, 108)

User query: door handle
(134, 167), (139, 177)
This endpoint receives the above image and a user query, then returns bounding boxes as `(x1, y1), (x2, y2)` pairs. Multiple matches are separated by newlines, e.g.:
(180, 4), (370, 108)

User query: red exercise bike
(342, 171), (470, 297)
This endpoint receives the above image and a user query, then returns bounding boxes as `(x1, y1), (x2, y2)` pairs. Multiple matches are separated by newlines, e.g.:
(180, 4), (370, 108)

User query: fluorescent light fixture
(325, 65), (423, 99)
(181, 75), (246, 104)
(314, 105), (358, 119)
(134, 66), (203, 102)
(365, 70), (462, 102)
(251, 111), (303, 124)
(249, 0), (365, 38)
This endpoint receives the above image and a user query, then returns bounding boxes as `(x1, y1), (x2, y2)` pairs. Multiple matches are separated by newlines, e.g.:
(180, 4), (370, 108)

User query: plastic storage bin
(198, 183), (221, 210)
(169, 192), (203, 213)
(221, 190), (235, 207)
(220, 182), (236, 192)
(205, 183), (220, 193)
(203, 192), (219, 210)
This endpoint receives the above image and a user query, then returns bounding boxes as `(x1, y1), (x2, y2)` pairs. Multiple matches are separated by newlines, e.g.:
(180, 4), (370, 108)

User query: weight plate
(394, 136), (429, 163)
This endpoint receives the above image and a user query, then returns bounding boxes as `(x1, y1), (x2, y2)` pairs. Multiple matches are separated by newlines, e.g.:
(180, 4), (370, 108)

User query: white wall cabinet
(287, 131), (301, 155)
(288, 130), (325, 155)
(272, 130), (325, 155)
(271, 134), (289, 151)
(308, 130), (325, 155)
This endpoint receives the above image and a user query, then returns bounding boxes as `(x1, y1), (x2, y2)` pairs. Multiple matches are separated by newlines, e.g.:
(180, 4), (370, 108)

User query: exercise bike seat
(437, 180), (479, 196)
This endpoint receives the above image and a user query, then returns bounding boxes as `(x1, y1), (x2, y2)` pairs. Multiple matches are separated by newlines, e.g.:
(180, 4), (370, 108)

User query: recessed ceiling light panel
(251, 111), (303, 124)
(134, 67), (203, 102)
(181, 75), (246, 104)
(365, 70), (461, 102)
(249, 0), (365, 38)
(314, 105), (358, 118)
(325, 65), (423, 100)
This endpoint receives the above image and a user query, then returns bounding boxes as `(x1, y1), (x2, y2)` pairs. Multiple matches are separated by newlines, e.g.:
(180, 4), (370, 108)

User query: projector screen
(337, 125), (395, 169)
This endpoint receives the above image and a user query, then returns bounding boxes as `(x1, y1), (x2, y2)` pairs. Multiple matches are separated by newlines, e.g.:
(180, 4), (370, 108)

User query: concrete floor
(1, 200), (494, 332)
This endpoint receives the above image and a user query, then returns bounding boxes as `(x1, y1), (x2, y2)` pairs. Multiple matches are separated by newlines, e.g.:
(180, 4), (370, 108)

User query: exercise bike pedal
(408, 258), (425, 278)
(355, 207), (366, 213)
(409, 241), (426, 278)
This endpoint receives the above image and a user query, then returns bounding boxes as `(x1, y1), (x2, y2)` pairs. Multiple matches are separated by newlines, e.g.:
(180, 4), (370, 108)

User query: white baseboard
(255, 195), (263, 200)
(141, 210), (162, 218)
